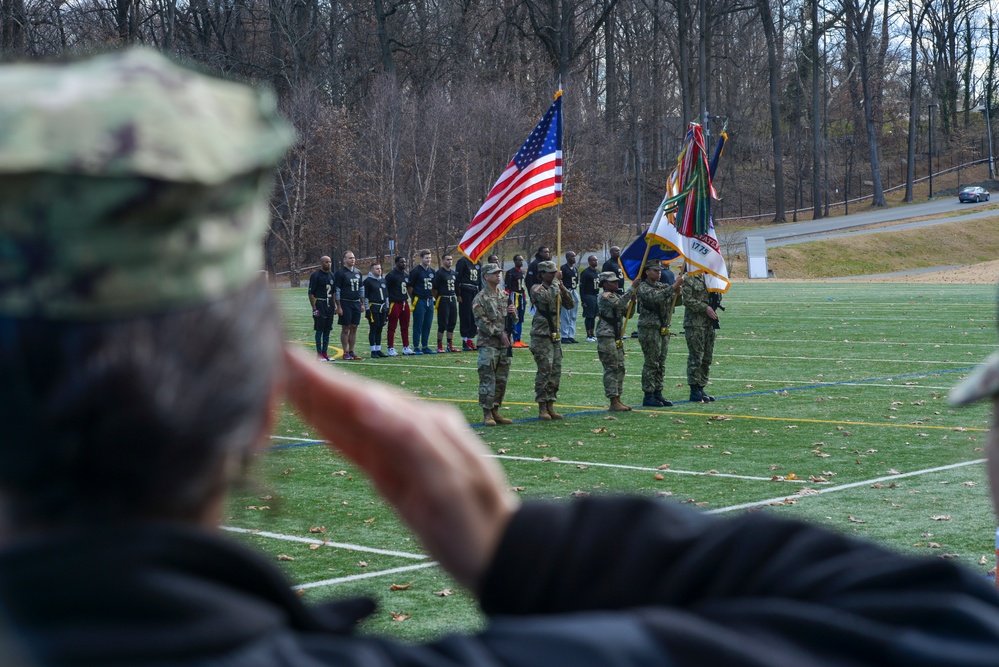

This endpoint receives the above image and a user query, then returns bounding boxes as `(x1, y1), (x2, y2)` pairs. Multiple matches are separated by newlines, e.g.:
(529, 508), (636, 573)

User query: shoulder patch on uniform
(531, 284), (542, 292)
(601, 292), (613, 299)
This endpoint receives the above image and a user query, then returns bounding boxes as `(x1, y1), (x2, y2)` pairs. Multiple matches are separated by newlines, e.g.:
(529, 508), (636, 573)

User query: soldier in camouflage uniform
(636, 260), (683, 407)
(596, 272), (635, 412)
(473, 264), (517, 426)
(682, 270), (720, 402)
(529, 260), (576, 420)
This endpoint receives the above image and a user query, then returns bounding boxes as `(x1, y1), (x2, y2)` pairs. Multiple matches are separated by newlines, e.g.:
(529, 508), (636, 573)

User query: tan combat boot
(546, 401), (564, 420)
(609, 396), (632, 412)
(482, 408), (497, 426)
(538, 402), (552, 421)
(491, 407), (513, 425)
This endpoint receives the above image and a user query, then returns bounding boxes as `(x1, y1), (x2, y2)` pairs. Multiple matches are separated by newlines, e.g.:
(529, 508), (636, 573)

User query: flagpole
(621, 239), (653, 326)
(555, 85), (564, 336)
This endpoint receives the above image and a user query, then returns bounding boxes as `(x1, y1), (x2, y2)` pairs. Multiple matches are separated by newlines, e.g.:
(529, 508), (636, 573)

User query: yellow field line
(417, 396), (986, 431)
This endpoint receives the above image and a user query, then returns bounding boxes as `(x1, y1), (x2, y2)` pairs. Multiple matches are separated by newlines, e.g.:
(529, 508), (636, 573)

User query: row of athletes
(473, 258), (721, 426)
(308, 243), (649, 361)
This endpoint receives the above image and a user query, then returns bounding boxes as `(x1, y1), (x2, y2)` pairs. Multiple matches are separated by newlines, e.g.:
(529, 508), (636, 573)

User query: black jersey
(408, 265), (435, 298)
(579, 267), (601, 297)
(309, 269), (335, 303)
(363, 274), (388, 311)
(560, 263), (579, 292)
(334, 266), (363, 302)
(525, 257), (542, 291)
(602, 258), (624, 283)
(505, 267), (525, 294)
(456, 257), (481, 291)
(386, 268), (408, 303)
(433, 268), (457, 297)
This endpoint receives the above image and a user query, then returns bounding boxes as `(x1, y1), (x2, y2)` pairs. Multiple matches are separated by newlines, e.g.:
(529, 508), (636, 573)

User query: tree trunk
(758, 0), (785, 221)
(811, 0), (822, 219)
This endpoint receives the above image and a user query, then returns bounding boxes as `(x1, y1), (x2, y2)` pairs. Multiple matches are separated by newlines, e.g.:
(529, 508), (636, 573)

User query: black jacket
(3, 498), (998, 666)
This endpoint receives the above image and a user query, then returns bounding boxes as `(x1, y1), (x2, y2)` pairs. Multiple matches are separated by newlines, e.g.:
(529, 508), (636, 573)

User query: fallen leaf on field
(980, 555), (989, 565)
(654, 491), (673, 498)
(785, 472), (798, 480)
(364, 517), (376, 523)
(653, 473), (665, 481)
(358, 561), (368, 567)
(813, 450), (831, 458)
(309, 526), (326, 533)
(608, 433), (617, 438)
(604, 416), (618, 421)
(590, 427), (607, 434)
(673, 419), (686, 424)
(658, 464), (671, 470)
(797, 488), (819, 496)
(962, 481), (977, 487)
(705, 469), (719, 474)
(245, 506), (270, 510)
(887, 469), (901, 475)
(931, 515), (951, 521)
(694, 444), (714, 449)
(927, 542), (942, 549)
(871, 483), (884, 489)
(695, 502), (710, 507)
(847, 516), (865, 523)
(709, 415), (731, 421)
(277, 554), (295, 561)
(308, 544), (321, 551)
(510, 486), (525, 492)
(648, 413), (659, 418)
(391, 612), (410, 622)
(389, 582), (413, 591)
(497, 448), (509, 454)
(785, 425), (798, 429)
(809, 476), (829, 483)
(541, 455), (560, 462)
(332, 470), (347, 476)
(435, 589), (453, 597)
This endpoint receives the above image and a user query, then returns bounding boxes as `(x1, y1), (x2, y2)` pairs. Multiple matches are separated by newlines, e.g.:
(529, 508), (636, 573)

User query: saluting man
(473, 264), (517, 427)
(529, 261), (575, 421)
(636, 260), (683, 407)
(596, 272), (634, 412)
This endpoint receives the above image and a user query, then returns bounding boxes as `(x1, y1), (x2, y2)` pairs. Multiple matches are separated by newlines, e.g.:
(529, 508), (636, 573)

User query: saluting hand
(284, 349), (518, 592)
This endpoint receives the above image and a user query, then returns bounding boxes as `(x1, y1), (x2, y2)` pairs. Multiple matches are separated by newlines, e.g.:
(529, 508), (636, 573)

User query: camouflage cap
(599, 271), (620, 283)
(482, 263), (502, 275)
(0, 48), (295, 319)
(537, 260), (558, 273)
(644, 260), (663, 272)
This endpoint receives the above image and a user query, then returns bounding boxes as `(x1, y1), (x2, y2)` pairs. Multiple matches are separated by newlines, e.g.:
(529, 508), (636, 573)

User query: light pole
(928, 103), (939, 199)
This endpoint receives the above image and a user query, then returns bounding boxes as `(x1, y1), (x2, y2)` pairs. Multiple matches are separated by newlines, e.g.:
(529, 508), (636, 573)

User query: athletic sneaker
(586, 336), (597, 343)
(413, 348), (423, 355)
(513, 341), (528, 348)
(350, 353), (362, 360)
(462, 341), (471, 351)
(467, 341), (477, 351)
(343, 352), (354, 360)
(402, 346), (415, 355)
(437, 345), (445, 354)
(424, 347), (436, 355)
(446, 344), (458, 353)
(387, 348), (398, 357)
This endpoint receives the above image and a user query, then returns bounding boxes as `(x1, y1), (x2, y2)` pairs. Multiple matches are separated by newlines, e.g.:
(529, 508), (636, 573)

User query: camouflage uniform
(682, 272), (716, 387)
(529, 277), (575, 402)
(473, 286), (512, 410)
(636, 279), (676, 395)
(596, 289), (632, 399)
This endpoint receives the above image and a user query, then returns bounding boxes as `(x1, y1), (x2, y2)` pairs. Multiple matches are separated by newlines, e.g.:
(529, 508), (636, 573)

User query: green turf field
(224, 281), (997, 640)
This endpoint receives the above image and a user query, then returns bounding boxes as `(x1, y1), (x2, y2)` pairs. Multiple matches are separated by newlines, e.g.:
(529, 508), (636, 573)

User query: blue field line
(269, 365), (981, 447)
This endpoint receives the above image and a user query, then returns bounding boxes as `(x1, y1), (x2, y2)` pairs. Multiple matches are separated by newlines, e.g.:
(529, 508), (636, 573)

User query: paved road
(727, 196), (995, 248)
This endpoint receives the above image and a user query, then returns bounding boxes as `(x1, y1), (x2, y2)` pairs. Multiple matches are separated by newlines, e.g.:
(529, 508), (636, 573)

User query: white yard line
(487, 454), (777, 481)
(220, 526), (427, 559)
(707, 458), (987, 514)
(294, 562), (440, 590)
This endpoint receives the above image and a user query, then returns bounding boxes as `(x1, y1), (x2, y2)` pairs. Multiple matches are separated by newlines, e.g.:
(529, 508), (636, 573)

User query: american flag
(459, 93), (562, 263)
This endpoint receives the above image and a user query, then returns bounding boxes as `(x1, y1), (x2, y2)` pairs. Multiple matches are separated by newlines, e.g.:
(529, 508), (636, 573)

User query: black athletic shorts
(582, 294), (599, 319)
(338, 301), (362, 326)
(314, 299), (334, 333)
